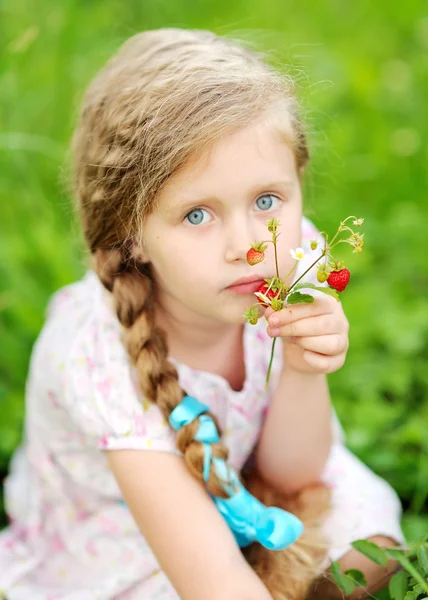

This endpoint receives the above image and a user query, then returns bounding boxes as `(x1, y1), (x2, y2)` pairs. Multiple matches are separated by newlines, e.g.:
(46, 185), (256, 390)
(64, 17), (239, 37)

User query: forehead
(156, 122), (299, 208)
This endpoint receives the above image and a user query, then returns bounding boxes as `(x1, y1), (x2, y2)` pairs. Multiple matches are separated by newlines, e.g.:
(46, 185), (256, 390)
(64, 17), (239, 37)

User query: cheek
(150, 239), (216, 292)
(275, 222), (302, 265)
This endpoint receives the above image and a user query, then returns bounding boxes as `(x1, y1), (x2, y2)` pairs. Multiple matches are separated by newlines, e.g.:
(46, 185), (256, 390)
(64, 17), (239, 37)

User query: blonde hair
(73, 28), (326, 596)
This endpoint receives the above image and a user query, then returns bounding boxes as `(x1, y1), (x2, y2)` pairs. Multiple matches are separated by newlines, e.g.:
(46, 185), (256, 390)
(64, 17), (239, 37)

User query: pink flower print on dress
(14, 524), (42, 542)
(76, 508), (90, 521)
(234, 389), (265, 421)
(49, 534), (65, 552)
(87, 356), (96, 372)
(86, 539), (98, 557)
(97, 378), (111, 397)
(48, 390), (59, 408)
(99, 434), (109, 448)
(123, 549), (135, 563)
(98, 515), (120, 535)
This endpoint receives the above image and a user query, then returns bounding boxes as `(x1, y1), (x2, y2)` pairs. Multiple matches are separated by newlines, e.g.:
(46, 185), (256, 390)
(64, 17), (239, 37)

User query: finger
(293, 334), (348, 356)
(302, 350), (346, 374)
(268, 314), (340, 338)
(267, 294), (338, 328)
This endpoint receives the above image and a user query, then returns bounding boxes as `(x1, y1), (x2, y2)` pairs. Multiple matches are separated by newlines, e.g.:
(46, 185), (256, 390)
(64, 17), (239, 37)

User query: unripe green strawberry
(316, 263), (330, 283)
(317, 270), (329, 283)
(243, 306), (259, 325)
(327, 268), (351, 292)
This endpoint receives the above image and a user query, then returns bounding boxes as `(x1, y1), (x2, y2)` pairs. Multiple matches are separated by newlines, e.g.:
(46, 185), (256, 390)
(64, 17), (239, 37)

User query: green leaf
(293, 282), (340, 301)
(386, 549), (408, 561)
(286, 292), (314, 304)
(351, 540), (388, 566)
(330, 561), (356, 595)
(315, 286), (340, 301)
(404, 584), (424, 600)
(417, 545), (428, 574)
(389, 570), (409, 600)
(344, 569), (367, 587)
(385, 550), (428, 593)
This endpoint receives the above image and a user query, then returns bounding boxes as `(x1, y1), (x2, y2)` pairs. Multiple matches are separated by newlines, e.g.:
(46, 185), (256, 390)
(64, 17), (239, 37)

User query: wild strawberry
(243, 306), (259, 325)
(246, 242), (267, 266)
(317, 270), (329, 283)
(327, 268), (351, 292)
(255, 282), (281, 305)
(316, 264), (330, 283)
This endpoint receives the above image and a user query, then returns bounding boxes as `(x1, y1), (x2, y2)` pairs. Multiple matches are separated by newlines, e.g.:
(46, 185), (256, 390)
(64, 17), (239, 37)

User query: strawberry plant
(244, 216), (365, 383)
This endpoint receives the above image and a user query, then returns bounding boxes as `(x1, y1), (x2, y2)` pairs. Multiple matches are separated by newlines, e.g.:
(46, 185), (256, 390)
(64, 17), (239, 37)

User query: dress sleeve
(62, 306), (178, 454)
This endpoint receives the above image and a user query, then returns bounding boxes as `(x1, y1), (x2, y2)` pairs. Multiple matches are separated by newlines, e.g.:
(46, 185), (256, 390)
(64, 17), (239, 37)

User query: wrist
(280, 363), (325, 380)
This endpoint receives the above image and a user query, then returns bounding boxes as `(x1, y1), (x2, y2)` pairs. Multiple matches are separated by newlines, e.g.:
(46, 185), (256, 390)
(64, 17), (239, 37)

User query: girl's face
(140, 121), (303, 327)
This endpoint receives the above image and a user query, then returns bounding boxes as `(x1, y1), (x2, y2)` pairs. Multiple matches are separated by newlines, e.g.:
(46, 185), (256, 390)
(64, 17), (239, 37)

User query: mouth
(225, 275), (266, 295)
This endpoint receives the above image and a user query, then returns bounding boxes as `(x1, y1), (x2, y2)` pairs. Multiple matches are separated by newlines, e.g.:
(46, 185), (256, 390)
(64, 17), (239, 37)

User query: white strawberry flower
(254, 292), (272, 305)
(290, 247), (305, 261)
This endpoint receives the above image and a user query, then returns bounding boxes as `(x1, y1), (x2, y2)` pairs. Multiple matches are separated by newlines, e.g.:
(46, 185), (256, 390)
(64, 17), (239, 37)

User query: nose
(224, 214), (257, 263)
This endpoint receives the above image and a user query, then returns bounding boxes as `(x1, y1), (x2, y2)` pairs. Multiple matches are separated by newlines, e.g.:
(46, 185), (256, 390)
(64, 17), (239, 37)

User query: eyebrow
(171, 180), (295, 214)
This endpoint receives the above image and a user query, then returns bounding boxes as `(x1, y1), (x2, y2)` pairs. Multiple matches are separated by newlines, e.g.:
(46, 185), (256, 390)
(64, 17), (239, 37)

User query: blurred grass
(1, 0), (427, 565)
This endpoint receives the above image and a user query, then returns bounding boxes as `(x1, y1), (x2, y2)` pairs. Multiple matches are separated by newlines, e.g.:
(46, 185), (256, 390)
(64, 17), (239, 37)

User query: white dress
(0, 218), (404, 599)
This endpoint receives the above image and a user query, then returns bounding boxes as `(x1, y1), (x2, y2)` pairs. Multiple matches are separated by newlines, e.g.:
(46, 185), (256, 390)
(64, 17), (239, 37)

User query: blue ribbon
(169, 395), (304, 550)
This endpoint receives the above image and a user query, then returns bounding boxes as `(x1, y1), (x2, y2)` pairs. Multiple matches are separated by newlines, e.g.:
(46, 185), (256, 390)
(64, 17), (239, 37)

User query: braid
(93, 248), (229, 498)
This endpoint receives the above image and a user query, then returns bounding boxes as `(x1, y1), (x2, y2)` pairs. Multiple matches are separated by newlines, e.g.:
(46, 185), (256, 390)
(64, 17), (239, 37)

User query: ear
(130, 242), (150, 264)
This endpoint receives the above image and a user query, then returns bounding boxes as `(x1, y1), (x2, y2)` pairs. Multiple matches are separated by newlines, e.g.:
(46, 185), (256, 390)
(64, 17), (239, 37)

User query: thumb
(264, 307), (274, 321)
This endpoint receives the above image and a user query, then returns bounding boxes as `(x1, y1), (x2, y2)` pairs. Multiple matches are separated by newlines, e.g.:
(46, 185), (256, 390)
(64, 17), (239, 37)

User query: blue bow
(169, 395), (304, 550)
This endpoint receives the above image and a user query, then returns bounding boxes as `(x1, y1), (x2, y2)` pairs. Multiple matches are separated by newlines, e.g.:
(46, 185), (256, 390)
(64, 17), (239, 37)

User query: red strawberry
(327, 268), (351, 292)
(255, 282), (281, 304)
(246, 243), (267, 266)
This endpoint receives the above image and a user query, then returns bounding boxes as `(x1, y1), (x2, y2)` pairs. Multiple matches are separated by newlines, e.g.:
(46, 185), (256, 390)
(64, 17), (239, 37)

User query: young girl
(0, 29), (404, 600)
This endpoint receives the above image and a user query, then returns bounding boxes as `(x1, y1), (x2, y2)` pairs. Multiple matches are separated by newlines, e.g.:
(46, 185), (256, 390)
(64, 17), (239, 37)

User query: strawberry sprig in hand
(243, 216), (365, 384)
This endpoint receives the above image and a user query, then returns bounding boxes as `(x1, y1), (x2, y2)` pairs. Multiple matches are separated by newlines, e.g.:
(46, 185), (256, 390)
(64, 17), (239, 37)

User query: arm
(255, 294), (348, 494)
(108, 450), (273, 600)
(256, 367), (333, 494)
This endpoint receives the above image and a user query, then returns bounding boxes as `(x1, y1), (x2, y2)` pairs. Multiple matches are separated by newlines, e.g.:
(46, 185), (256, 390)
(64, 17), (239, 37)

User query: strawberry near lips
(254, 282), (281, 304)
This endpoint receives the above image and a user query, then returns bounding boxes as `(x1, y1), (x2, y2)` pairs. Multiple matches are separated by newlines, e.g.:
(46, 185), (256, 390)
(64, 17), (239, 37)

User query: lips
(225, 275), (266, 295)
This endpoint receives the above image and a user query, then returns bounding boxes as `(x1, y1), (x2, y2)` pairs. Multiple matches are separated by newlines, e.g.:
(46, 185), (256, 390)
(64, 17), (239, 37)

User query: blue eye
(185, 208), (211, 225)
(255, 194), (280, 211)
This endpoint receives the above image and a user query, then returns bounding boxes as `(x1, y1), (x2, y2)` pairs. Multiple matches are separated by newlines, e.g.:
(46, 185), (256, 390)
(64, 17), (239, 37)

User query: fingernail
(269, 327), (280, 337)
(269, 315), (280, 327)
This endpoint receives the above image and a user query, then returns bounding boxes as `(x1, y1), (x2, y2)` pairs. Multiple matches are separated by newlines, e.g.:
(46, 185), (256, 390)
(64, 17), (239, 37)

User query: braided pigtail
(93, 248), (229, 498)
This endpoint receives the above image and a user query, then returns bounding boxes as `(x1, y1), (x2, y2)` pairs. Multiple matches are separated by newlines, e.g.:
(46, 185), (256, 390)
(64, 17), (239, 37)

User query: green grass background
(1, 0), (427, 579)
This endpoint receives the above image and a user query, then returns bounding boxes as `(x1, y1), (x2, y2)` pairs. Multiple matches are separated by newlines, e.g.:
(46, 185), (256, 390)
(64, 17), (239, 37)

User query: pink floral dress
(0, 218), (404, 599)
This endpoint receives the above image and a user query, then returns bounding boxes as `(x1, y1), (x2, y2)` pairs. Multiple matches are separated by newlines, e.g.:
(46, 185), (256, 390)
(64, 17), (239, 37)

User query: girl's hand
(265, 294), (349, 374)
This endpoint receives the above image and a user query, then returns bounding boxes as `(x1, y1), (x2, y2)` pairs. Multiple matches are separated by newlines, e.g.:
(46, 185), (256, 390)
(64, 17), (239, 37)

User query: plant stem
(266, 337), (277, 385)
(287, 250), (326, 294)
(399, 556), (428, 592)
(280, 262), (298, 288)
(273, 239), (280, 278)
